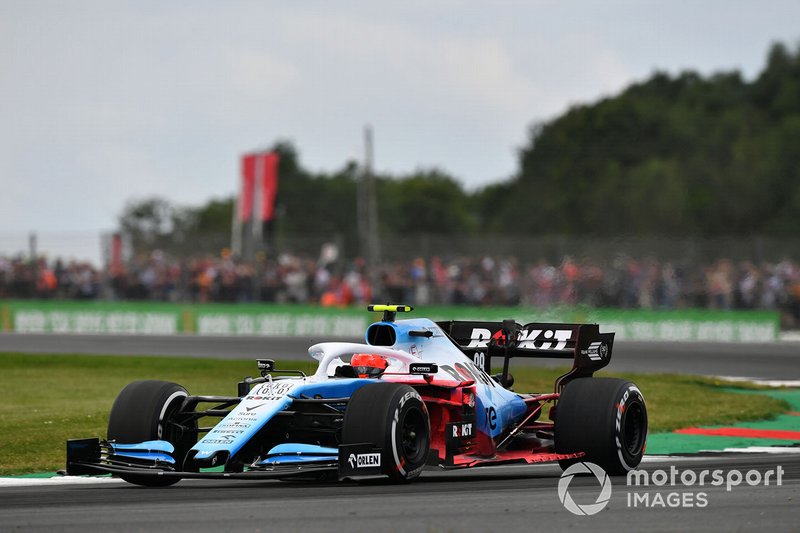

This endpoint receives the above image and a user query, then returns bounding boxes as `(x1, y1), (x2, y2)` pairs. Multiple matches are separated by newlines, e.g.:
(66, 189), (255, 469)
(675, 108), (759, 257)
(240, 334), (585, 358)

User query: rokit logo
(467, 328), (496, 348)
(517, 329), (572, 350)
(348, 453), (381, 469)
(468, 328), (573, 351)
(452, 422), (473, 438)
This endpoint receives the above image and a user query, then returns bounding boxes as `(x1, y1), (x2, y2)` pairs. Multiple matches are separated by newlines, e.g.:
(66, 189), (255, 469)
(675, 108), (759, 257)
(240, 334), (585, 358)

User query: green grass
(0, 353), (789, 475)
(503, 366), (789, 432)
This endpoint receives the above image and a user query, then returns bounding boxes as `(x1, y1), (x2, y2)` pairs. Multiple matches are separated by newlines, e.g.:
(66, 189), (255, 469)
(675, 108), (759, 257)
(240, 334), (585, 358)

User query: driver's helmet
(351, 353), (389, 378)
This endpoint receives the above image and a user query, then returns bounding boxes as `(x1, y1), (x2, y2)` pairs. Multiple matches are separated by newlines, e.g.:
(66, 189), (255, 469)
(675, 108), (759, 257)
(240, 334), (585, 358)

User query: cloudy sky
(1, 1), (799, 257)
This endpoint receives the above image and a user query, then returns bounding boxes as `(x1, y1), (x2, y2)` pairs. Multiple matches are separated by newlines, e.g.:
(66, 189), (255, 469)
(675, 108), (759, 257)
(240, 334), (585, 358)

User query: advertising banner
(0, 301), (779, 343)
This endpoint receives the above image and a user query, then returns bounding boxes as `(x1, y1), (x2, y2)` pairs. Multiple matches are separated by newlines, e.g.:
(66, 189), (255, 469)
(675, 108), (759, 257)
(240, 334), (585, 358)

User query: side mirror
(257, 359), (275, 377)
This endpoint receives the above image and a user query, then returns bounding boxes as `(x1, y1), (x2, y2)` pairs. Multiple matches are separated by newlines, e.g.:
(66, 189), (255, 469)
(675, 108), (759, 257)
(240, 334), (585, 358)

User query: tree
(118, 40), (800, 254)
(488, 41), (800, 237)
(118, 197), (176, 251)
(378, 170), (476, 234)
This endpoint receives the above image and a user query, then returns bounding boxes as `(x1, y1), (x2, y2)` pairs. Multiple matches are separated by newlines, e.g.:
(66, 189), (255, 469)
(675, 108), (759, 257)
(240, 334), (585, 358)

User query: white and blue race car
(66, 305), (648, 485)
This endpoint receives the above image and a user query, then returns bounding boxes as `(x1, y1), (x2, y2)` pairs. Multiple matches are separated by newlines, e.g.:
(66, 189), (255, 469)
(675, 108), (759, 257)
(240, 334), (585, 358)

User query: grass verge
(0, 353), (789, 475)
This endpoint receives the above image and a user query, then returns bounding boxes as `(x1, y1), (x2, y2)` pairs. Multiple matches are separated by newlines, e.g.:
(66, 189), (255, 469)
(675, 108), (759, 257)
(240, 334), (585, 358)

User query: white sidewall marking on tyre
(392, 391), (422, 478)
(391, 407), (406, 476)
(615, 385), (643, 470)
(157, 391), (187, 439)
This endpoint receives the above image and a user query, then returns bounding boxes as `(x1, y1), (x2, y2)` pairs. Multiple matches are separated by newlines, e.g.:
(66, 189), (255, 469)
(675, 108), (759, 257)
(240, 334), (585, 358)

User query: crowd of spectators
(2, 251), (799, 327)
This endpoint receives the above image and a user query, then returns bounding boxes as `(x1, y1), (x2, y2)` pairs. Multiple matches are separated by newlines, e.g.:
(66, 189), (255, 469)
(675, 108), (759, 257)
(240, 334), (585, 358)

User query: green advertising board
(0, 300), (779, 343)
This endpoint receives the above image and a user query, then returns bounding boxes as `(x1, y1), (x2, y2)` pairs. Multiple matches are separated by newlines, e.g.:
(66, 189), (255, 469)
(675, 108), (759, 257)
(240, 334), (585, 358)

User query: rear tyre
(554, 378), (647, 475)
(342, 383), (430, 482)
(107, 380), (195, 486)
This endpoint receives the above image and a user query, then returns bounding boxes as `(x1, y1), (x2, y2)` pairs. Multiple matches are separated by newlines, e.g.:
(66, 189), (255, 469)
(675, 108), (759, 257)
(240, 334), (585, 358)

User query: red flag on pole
(239, 154), (257, 222)
(259, 152), (280, 221)
(110, 233), (123, 275)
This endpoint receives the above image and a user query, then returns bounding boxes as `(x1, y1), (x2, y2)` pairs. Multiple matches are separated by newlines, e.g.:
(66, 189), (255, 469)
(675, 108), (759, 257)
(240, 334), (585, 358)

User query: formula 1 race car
(65, 305), (648, 485)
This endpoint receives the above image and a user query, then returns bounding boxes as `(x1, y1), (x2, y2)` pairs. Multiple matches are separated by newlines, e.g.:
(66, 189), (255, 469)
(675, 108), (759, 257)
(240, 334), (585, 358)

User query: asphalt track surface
(2, 332), (798, 380)
(1, 455), (798, 532)
(2, 333), (799, 531)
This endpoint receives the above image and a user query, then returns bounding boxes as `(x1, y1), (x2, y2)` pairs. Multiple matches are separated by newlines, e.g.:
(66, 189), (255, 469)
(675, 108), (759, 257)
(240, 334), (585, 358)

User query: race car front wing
(65, 438), (339, 481)
(65, 438), (584, 482)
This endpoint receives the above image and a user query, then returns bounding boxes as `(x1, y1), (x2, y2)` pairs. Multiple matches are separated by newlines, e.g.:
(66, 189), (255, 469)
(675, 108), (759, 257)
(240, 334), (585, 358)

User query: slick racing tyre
(107, 380), (195, 486)
(554, 377), (647, 475)
(342, 383), (430, 482)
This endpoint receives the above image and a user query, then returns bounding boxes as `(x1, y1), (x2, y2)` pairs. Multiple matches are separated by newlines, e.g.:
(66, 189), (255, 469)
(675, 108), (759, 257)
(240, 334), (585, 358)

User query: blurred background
(1, 1), (800, 332)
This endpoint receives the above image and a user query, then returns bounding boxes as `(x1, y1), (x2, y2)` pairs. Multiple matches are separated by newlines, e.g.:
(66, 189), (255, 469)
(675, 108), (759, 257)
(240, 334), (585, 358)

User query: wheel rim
(400, 407), (428, 464)
(622, 400), (646, 456)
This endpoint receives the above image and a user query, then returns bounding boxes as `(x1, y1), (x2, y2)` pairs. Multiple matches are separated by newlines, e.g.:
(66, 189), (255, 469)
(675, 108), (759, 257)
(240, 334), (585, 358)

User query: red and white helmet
(351, 353), (389, 378)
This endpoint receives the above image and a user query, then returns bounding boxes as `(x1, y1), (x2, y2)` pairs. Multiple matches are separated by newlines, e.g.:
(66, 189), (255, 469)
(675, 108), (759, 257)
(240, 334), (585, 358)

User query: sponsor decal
(467, 327), (573, 351)
(217, 419), (246, 426)
(203, 434), (239, 445)
(466, 327), (511, 347)
(462, 391), (475, 408)
(224, 415), (256, 423)
(517, 329), (572, 350)
(615, 385), (641, 460)
(451, 422), (473, 439)
(583, 341), (609, 361)
(348, 453), (381, 468)
(222, 413), (256, 421)
(398, 390), (421, 409)
(246, 381), (295, 401)
(245, 403), (266, 412)
(409, 363), (438, 374)
(467, 328), (491, 348)
(484, 406), (497, 430)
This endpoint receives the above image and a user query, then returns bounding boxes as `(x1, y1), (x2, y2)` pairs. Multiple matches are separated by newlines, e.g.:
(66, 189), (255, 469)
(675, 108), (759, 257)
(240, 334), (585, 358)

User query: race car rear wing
(437, 320), (614, 389)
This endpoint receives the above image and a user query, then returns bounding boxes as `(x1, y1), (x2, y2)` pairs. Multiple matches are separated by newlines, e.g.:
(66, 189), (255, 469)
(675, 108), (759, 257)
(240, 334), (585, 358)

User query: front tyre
(555, 378), (647, 475)
(342, 383), (430, 482)
(107, 380), (194, 486)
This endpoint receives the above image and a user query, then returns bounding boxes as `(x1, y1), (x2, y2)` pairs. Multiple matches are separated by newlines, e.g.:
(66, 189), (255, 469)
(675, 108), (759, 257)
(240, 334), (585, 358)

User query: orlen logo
(349, 453), (381, 468)
(468, 328), (573, 351)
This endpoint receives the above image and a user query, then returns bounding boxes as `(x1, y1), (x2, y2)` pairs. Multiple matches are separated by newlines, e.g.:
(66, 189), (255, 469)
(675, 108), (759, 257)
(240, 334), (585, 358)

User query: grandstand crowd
(1, 252), (799, 327)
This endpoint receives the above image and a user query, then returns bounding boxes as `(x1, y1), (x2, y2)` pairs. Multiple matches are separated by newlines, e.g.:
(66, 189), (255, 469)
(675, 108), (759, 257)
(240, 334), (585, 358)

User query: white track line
(0, 476), (123, 488)
(780, 331), (800, 342)
(714, 376), (800, 388)
(717, 446), (800, 454)
(642, 455), (717, 463)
